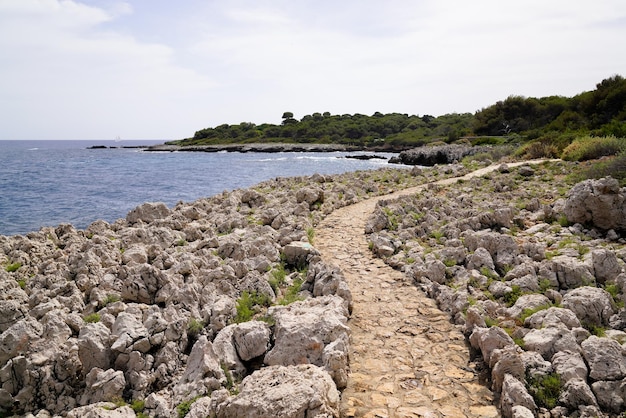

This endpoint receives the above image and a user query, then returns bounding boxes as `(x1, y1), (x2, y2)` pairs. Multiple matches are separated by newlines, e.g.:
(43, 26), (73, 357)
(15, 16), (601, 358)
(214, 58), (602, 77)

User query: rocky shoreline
(2, 159), (626, 417)
(0, 167), (431, 417)
(366, 161), (626, 417)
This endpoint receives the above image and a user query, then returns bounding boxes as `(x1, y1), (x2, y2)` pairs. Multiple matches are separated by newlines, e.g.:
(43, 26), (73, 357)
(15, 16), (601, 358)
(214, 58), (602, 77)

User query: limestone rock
(523, 327), (579, 360)
(564, 177), (626, 231)
(215, 364), (340, 417)
(559, 378), (598, 410)
(592, 248), (623, 284)
(78, 322), (111, 373)
(562, 286), (616, 327)
(552, 350), (588, 383)
(126, 202), (171, 224)
(469, 326), (515, 364)
(581, 336), (626, 381)
(67, 402), (136, 418)
(233, 321), (271, 361)
(499, 374), (537, 418)
(264, 296), (349, 387)
(591, 380), (626, 414)
(524, 307), (581, 330)
(549, 255), (595, 290)
(282, 241), (319, 268)
(79, 368), (126, 405)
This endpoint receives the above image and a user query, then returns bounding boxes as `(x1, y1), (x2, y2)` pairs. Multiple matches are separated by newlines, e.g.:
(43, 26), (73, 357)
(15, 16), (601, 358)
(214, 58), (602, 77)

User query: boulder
(464, 231), (518, 271)
(564, 177), (626, 231)
(562, 286), (616, 327)
(524, 307), (581, 330)
(558, 378), (598, 410)
(126, 202), (171, 224)
(174, 336), (224, 399)
(469, 326), (515, 364)
(264, 296), (349, 388)
(506, 294), (551, 318)
(79, 368), (126, 405)
(77, 322), (112, 373)
(212, 325), (247, 379)
(499, 374), (537, 418)
(282, 241), (319, 268)
(549, 255), (595, 290)
(551, 351), (588, 382)
(591, 249), (623, 284)
(215, 364), (340, 417)
(67, 402), (136, 418)
(523, 327), (579, 360)
(591, 380), (626, 414)
(306, 262), (352, 312)
(581, 336), (626, 381)
(233, 321), (271, 361)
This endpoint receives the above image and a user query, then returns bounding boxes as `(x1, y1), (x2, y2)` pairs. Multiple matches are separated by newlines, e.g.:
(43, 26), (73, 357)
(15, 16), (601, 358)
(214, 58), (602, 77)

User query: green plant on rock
(5, 262), (21, 273)
(103, 294), (120, 306)
(268, 263), (287, 293)
(83, 313), (101, 323)
(187, 317), (204, 338)
(234, 291), (272, 323)
(306, 227), (315, 244)
(519, 303), (552, 323)
(527, 372), (562, 409)
(503, 285), (523, 307)
(278, 278), (304, 306)
(177, 396), (203, 418)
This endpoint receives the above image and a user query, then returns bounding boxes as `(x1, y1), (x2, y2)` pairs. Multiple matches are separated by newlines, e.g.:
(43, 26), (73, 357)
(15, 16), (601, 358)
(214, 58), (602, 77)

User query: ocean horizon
(0, 140), (400, 236)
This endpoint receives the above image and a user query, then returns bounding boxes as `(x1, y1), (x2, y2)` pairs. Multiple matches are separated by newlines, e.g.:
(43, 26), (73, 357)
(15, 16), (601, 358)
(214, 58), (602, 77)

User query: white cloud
(1, 0), (625, 139)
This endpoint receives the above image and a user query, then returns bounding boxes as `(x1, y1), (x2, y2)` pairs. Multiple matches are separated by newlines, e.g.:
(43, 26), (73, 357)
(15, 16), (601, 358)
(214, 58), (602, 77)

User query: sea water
(0, 140), (399, 236)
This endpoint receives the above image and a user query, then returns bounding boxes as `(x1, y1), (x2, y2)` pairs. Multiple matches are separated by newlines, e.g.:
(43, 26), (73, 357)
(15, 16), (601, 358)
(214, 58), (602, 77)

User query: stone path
(314, 161), (548, 417)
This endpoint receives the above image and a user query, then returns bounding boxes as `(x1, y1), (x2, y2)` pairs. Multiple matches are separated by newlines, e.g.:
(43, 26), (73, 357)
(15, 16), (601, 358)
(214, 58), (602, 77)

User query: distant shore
(143, 143), (364, 153)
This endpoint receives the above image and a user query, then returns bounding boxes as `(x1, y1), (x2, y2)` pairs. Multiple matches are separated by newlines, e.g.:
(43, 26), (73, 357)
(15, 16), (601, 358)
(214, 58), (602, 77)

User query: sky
(1, 0), (625, 140)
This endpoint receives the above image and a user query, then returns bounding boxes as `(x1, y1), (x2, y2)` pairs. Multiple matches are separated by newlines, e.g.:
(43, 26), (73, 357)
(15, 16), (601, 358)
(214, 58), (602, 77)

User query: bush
(5, 262), (21, 273)
(83, 313), (101, 323)
(234, 291), (272, 323)
(561, 135), (625, 161)
(527, 372), (562, 409)
(578, 150), (626, 185)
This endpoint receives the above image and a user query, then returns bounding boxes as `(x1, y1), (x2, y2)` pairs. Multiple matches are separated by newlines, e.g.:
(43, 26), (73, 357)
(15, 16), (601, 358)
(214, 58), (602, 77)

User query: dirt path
(315, 161), (549, 418)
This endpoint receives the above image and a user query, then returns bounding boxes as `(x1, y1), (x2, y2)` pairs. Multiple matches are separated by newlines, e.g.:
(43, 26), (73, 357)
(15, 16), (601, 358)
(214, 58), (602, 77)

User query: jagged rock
(306, 262), (352, 312)
(264, 296), (349, 387)
(511, 405), (534, 418)
(592, 249), (623, 284)
(212, 325), (247, 379)
(562, 286), (616, 327)
(365, 206), (389, 234)
(215, 364), (340, 417)
(499, 374), (537, 418)
(67, 402), (136, 418)
(369, 234), (396, 258)
(591, 380), (626, 414)
(552, 351), (588, 382)
(389, 144), (487, 166)
(126, 202), (171, 224)
(581, 336), (626, 381)
(564, 177), (626, 231)
(559, 378), (598, 410)
(549, 255), (595, 290)
(79, 368), (126, 405)
(412, 258), (447, 285)
(524, 307), (581, 330)
(77, 322), (112, 373)
(523, 327), (580, 360)
(174, 336), (224, 400)
(282, 241), (319, 268)
(506, 294), (551, 318)
(464, 230), (519, 271)
(469, 326), (515, 364)
(233, 321), (271, 361)
(490, 345), (525, 393)
(296, 187), (324, 208)
(0, 319), (43, 367)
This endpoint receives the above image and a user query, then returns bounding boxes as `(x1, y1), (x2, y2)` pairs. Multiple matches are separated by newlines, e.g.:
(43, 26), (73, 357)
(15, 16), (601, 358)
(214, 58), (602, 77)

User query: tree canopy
(171, 75), (626, 149)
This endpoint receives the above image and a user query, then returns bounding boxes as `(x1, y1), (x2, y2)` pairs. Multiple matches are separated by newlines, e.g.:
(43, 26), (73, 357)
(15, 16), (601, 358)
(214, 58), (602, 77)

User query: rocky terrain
(2, 157), (626, 418)
(366, 161), (626, 417)
(0, 166), (434, 418)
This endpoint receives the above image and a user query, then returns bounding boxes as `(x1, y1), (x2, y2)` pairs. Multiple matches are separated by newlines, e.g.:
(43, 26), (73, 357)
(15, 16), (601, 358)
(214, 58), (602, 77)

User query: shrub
(578, 150), (626, 185)
(177, 396), (202, 418)
(187, 318), (204, 338)
(278, 278), (304, 305)
(561, 135), (625, 161)
(83, 313), (101, 323)
(268, 264), (287, 293)
(527, 372), (562, 409)
(234, 291), (272, 323)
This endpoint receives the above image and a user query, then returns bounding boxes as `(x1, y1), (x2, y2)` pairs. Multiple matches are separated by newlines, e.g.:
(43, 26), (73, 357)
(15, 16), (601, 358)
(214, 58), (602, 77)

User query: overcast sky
(1, 0), (625, 140)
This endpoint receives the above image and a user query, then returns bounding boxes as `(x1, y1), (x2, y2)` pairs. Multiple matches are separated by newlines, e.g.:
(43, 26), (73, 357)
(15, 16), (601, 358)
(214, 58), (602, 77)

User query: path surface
(315, 161), (548, 418)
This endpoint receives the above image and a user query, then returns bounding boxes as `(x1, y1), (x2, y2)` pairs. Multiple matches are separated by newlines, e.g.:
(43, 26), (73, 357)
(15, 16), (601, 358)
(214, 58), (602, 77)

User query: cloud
(0, 0), (214, 139)
(0, 0), (625, 139)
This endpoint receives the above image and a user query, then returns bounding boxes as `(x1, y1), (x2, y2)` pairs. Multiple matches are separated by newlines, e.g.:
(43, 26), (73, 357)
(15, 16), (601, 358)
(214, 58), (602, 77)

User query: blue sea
(0, 140), (399, 236)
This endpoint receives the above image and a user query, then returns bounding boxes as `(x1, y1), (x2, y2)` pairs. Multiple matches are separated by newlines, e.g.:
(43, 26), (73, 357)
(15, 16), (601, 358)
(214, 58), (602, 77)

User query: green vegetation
(561, 135), (626, 161)
(278, 278), (304, 305)
(103, 294), (120, 306)
(83, 313), (101, 323)
(170, 75), (626, 163)
(177, 396), (203, 418)
(187, 318), (204, 338)
(5, 262), (21, 272)
(527, 372), (562, 409)
(503, 285), (523, 307)
(306, 227), (315, 244)
(233, 291), (272, 323)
